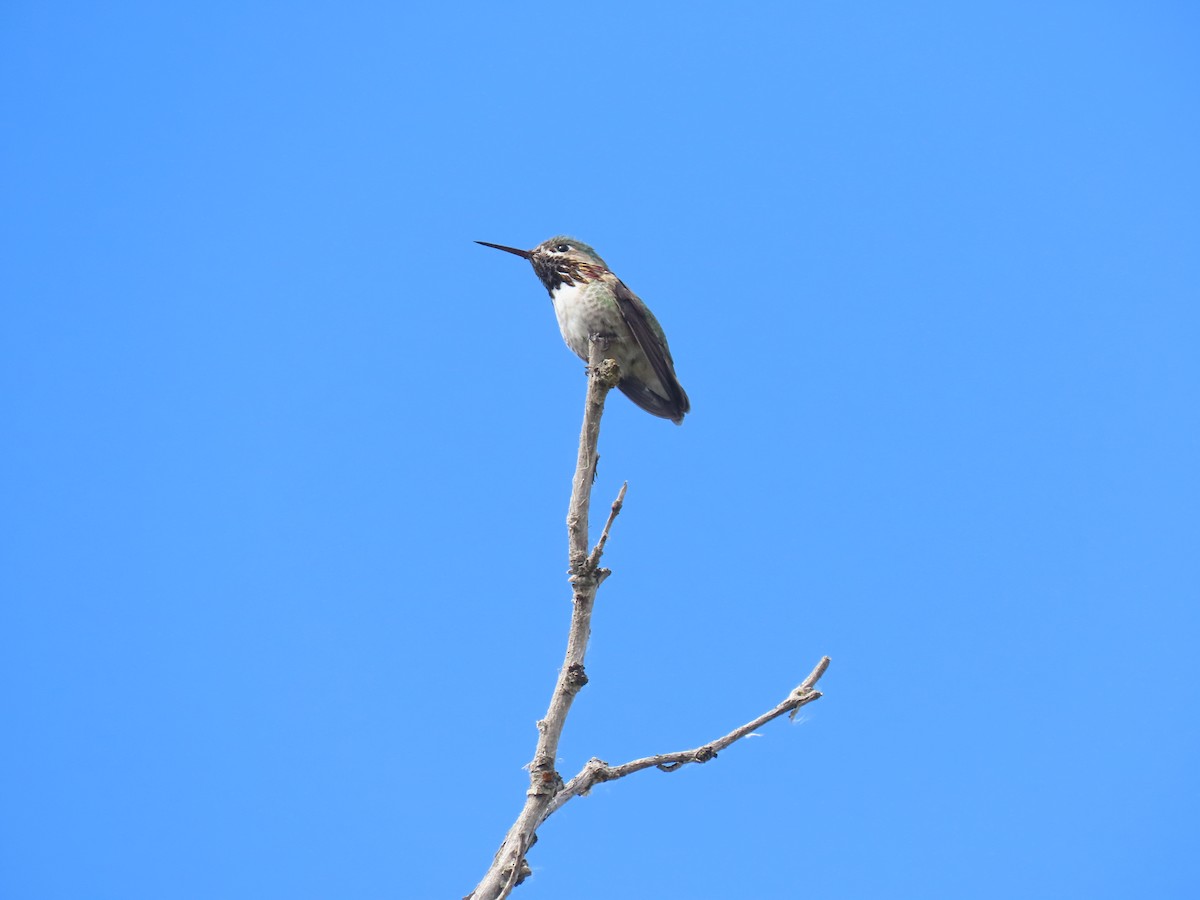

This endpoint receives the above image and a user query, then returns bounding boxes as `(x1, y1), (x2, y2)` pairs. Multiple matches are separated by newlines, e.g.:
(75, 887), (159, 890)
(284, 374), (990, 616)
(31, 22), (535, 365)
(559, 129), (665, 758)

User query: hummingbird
(476, 236), (690, 424)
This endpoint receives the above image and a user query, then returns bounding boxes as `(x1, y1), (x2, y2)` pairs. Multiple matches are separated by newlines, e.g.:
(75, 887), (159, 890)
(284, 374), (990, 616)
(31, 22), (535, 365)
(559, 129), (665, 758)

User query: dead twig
(586, 481), (627, 577)
(546, 656), (831, 816)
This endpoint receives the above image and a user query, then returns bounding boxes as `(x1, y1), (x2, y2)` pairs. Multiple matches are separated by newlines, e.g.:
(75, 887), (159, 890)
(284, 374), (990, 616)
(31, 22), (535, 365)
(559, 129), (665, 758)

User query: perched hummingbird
(475, 236), (690, 424)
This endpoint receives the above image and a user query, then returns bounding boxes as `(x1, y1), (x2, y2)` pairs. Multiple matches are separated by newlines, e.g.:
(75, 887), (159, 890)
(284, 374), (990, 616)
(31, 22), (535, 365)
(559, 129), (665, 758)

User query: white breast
(550, 282), (593, 359)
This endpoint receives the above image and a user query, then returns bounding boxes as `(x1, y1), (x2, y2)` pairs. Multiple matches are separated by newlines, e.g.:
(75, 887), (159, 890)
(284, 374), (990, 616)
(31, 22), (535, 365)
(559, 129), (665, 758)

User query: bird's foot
(588, 332), (612, 352)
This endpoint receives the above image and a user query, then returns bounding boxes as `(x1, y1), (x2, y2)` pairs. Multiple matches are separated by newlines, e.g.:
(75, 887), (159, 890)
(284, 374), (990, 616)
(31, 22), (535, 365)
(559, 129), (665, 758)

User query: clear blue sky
(3, 3), (1197, 898)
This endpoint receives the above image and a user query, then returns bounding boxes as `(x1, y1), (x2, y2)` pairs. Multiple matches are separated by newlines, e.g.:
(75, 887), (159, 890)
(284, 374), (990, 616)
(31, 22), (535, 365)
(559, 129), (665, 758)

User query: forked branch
(467, 339), (830, 900)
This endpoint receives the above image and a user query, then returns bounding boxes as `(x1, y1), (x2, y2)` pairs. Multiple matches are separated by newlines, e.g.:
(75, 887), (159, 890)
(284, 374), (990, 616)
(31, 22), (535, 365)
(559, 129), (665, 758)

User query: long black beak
(475, 240), (532, 259)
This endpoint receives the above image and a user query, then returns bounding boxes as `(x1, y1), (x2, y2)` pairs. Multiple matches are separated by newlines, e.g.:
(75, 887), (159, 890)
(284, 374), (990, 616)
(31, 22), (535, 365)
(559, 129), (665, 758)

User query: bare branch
(468, 338), (619, 900)
(546, 656), (832, 816)
(467, 338), (831, 899)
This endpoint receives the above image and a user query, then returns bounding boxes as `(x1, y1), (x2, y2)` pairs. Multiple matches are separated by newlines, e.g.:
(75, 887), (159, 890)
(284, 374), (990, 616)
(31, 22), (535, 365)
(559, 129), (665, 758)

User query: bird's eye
(555, 243), (570, 253)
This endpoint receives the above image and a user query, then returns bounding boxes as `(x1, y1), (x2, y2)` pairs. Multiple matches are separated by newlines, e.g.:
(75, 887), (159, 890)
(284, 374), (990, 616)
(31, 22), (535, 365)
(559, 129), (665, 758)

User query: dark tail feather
(618, 379), (689, 425)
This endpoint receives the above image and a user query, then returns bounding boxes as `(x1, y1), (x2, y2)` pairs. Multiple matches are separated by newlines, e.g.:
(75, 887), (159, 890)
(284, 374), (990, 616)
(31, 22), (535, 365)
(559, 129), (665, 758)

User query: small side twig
(546, 656), (831, 816)
(586, 481), (627, 575)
